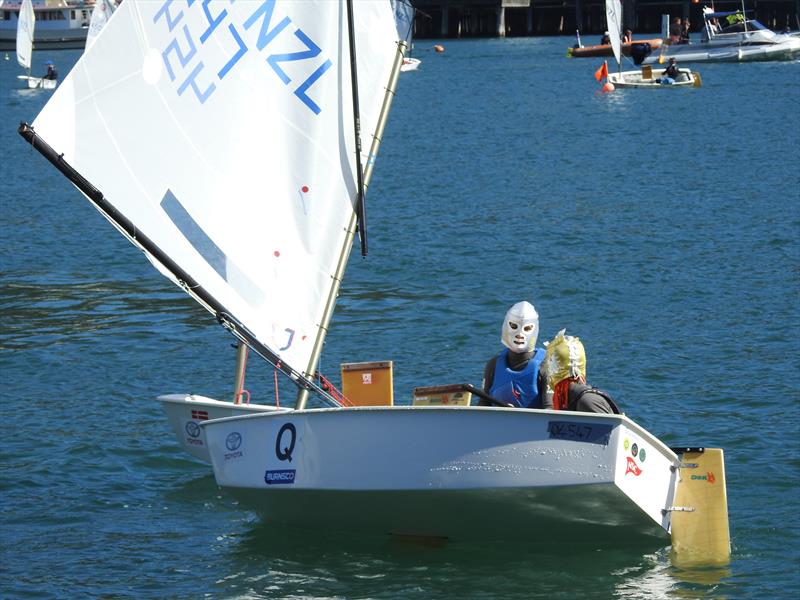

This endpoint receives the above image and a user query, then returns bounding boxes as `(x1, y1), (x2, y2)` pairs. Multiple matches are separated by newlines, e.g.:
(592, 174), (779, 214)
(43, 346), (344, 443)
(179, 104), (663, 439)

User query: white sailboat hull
(608, 68), (700, 88)
(17, 75), (56, 90)
(400, 57), (421, 71)
(201, 406), (679, 542)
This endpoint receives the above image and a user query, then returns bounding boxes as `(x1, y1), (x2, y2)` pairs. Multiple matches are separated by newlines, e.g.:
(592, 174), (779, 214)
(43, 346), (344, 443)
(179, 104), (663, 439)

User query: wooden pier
(410, 0), (800, 37)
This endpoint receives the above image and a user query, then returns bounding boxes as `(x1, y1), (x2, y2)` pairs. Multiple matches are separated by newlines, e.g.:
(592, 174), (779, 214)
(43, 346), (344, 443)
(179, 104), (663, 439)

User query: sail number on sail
(153, 0), (333, 114)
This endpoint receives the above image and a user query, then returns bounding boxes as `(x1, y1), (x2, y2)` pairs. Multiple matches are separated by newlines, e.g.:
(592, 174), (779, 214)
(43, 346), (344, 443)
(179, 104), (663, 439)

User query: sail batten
(23, 1), (406, 386)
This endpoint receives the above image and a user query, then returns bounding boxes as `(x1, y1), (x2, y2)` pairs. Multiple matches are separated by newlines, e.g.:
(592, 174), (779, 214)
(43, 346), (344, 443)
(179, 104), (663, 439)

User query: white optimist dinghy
(15, 0), (56, 90)
(19, 0), (727, 565)
(604, 0), (700, 90)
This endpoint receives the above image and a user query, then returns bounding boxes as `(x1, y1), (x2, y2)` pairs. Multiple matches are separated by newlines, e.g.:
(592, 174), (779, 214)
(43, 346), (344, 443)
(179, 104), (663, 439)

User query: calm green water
(1, 38), (799, 599)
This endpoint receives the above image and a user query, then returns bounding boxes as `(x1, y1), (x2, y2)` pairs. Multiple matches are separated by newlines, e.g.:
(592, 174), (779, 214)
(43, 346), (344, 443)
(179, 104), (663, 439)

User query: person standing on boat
(680, 19), (691, 43)
(669, 17), (682, 44)
(542, 330), (619, 414)
(43, 61), (58, 80)
(480, 301), (546, 408)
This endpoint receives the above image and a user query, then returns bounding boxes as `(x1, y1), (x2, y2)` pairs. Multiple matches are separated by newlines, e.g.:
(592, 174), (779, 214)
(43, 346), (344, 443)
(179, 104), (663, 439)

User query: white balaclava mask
(501, 301), (539, 354)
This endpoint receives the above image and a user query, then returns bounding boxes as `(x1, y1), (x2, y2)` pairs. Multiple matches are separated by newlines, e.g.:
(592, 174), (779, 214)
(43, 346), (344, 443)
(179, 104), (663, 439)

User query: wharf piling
(410, 0), (800, 38)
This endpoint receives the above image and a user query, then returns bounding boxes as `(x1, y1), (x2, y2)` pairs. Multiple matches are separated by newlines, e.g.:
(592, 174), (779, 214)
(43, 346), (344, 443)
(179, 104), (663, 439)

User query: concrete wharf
(410, 0), (800, 37)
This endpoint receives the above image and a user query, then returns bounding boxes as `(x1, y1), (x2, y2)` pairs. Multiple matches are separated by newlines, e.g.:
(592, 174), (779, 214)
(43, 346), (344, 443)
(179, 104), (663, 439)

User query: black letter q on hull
(276, 423), (296, 462)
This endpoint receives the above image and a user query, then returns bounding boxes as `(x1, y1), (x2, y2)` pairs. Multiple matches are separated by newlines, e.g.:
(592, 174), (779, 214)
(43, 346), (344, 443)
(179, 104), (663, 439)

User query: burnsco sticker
(265, 469), (296, 485)
(547, 421), (613, 446)
(264, 422), (297, 485)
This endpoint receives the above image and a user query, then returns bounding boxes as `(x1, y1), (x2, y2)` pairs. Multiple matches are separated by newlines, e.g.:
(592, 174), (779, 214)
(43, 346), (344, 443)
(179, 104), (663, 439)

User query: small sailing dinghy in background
(15, 0), (56, 90)
(19, 0), (728, 565)
(608, 64), (701, 88)
(603, 0), (701, 90)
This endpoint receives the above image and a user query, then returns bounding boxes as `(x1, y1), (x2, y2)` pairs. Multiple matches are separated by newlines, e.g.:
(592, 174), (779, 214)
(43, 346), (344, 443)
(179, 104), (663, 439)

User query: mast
(294, 37), (407, 411)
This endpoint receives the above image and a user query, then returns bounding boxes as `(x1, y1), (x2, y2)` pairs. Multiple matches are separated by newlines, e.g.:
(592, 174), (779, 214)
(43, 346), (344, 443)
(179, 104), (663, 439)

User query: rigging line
(345, 0), (368, 257)
(17, 122), (340, 409)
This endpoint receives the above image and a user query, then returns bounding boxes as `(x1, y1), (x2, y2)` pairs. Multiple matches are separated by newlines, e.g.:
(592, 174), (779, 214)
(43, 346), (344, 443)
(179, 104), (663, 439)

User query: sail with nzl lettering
(27, 0), (405, 378)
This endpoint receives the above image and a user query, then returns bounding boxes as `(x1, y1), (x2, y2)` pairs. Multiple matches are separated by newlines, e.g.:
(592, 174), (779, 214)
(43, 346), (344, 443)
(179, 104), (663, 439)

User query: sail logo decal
(547, 421), (613, 446)
(152, 0), (332, 113)
(265, 422), (297, 484)
(625, 456), (642, 476)
(161, 190), (265, 306)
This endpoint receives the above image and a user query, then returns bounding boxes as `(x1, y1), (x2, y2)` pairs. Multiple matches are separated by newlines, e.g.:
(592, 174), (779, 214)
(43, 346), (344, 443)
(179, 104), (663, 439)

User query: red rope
(235, 389), (251, 405)
(274, 362), (281, 407)
(317, 372), (352, 407)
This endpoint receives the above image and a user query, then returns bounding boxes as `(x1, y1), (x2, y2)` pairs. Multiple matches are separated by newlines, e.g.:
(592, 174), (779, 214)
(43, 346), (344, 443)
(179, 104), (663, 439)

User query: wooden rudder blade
(670, 448), (731, 566)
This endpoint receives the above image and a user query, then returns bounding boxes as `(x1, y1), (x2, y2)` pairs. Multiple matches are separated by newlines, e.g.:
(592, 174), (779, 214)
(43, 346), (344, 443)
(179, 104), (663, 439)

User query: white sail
(31, 0), (403, 377)
(606, 0), (623, 67)
(16, 0), (35, 71)
(85, 0), (117, 50)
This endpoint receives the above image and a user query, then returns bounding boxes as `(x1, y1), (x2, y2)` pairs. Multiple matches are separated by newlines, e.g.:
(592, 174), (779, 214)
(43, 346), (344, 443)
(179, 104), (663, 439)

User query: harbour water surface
(1, 38), (799, 599)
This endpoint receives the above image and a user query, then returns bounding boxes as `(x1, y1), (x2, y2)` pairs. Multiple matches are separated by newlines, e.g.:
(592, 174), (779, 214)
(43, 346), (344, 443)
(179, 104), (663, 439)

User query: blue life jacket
(489, 348), (546, 408)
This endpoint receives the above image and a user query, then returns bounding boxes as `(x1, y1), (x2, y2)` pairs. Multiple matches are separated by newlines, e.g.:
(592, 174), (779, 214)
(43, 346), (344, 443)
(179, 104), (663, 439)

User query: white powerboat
(0, 0), (93, 51)
(643, 7), (800, 64)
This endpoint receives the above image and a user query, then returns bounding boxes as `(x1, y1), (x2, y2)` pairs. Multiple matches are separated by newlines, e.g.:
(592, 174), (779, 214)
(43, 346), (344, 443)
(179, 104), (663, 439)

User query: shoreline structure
(410, 0), (799, 38)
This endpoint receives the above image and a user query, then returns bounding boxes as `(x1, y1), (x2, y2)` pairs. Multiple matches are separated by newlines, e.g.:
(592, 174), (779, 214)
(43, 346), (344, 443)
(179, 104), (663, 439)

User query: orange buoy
(602, 82), (615, 92)
(434, 44), (445, 53)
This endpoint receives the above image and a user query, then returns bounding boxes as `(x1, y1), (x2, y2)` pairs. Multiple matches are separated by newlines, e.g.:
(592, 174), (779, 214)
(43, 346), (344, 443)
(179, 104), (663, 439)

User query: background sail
(391, 0), (414, 47)
(31, 0), (403, 376)
(606, 0), (622, 66)
(85, 0), (117, 50)
(16, 0), (35, 71)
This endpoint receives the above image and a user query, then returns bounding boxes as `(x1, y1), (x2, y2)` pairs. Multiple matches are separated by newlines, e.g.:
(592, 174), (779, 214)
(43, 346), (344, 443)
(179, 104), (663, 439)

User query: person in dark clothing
(43, 62), (58, 80)
(669, 17), (682, 44)
(541, 330), (619, 414)
(680, 19), (691, 43)
(600, 31), (611, 45)
(480, 301), (547, 408)
(664, 57), (680, 79)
